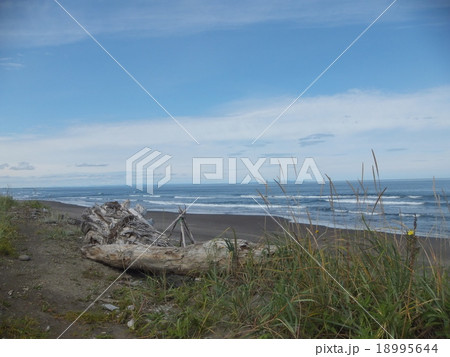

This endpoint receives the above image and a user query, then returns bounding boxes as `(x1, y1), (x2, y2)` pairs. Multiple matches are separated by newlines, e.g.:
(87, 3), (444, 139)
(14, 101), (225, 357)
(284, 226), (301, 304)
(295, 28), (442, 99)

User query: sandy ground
(0, 203), (136, 338)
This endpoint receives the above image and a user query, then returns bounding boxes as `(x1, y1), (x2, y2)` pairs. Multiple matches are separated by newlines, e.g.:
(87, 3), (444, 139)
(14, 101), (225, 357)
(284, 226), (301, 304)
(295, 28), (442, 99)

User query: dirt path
(0, 204), (136, 338)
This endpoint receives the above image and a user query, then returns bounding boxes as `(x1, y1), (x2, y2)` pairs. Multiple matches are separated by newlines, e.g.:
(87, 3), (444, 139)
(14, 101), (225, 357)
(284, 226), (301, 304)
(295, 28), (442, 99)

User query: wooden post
(167, 207), (196, 247)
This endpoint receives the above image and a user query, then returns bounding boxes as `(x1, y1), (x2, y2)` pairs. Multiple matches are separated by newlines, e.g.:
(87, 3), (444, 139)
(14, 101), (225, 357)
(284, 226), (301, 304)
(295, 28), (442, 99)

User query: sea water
(4, 179), (449, 239)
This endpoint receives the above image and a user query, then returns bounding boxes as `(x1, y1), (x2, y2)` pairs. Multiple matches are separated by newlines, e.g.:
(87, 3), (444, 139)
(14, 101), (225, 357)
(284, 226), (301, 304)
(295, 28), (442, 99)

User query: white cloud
(0, 86), (449, 186)
(75, 163), (108, 168)
(0, 56), (24, 69)
(9, 162), (35, 171)
(0, 62), (24, 69)
(299, 133), (335, 147)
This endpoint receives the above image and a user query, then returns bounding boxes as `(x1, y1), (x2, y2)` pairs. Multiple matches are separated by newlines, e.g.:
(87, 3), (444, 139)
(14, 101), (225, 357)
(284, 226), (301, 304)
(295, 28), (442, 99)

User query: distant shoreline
(40, 200), (450, 265)
(8, 179), (449, 240)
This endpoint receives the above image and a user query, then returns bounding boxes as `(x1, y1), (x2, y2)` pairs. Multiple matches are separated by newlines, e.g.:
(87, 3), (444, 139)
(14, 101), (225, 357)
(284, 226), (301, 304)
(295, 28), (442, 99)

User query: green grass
(113, 228), (449, 338)
(0, 195), (57, 256)
(21, 200), (46, 209)
(0, 195), (15, 212)
(0, 195), (46, 212)
(0, 195), (44, 257)
(0, 317), (48, 338)
(0, 195), (18, 257)
(42, 226), (78, 240)
(0, 222), (17, 256)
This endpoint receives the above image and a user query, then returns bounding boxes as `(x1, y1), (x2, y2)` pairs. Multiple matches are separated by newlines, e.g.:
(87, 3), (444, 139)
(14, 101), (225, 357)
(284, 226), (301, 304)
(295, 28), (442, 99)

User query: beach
(43, 200), (450, 264)
(1, 199), (449, 338)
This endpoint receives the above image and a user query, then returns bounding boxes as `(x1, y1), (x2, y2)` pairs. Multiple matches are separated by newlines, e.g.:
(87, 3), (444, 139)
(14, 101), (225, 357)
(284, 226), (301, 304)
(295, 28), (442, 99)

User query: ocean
(4, 179), (449, 239)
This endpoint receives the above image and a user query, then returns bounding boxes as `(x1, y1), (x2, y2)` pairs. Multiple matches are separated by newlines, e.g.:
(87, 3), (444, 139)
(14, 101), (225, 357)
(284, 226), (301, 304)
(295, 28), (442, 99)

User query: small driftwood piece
(167, 207), (196, 247)
(81, 239), (274, 275)
(81, 201), (174, 246)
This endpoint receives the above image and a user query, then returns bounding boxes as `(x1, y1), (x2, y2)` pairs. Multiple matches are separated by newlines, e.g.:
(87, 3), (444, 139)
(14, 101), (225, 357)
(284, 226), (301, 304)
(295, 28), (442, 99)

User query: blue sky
(0, 0), (449, 187)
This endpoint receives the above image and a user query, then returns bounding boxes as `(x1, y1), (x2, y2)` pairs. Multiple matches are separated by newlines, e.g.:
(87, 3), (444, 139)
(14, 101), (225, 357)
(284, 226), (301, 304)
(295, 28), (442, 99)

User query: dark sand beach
(42, 200), (450, 264)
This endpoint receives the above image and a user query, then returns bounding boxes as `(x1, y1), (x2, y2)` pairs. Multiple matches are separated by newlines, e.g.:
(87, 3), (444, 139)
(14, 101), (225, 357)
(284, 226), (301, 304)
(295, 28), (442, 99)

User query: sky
(0, 0), (449, 188)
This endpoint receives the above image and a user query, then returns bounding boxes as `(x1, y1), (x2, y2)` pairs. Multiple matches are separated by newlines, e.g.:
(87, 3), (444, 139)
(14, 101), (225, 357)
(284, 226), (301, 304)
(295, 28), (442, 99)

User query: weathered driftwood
(80, 200), (275, 275)
(167, 207), (196, 247)
(81, 239), (274, 275)
(81, 201), (175, 246)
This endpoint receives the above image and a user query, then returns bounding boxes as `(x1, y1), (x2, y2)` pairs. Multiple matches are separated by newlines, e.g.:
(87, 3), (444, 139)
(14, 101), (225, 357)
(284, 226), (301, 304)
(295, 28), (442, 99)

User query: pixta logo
(126, 148), (325, 194)
(126, 147), (171, 194)
(192, 157), (324, 185)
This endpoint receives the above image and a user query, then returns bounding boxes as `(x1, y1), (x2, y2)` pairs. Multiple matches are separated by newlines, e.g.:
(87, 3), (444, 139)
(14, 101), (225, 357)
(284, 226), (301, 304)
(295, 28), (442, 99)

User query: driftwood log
(80, 201), (275, 275)
(81, 200), (175, 246)
(81, 239), (274, 275)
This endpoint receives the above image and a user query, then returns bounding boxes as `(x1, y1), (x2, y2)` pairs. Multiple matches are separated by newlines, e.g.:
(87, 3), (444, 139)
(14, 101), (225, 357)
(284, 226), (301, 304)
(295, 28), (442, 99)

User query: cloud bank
(0, 86), (449, 186)
(1, 162), (35, 171)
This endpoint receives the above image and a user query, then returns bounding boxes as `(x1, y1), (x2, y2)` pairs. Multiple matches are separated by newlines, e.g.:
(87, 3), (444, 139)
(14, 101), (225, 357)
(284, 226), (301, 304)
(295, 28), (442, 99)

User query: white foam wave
(348, 210), (382, 216)
(331, 198), (423, 206)
(399, 213), (421, 217)
(241, 194), (325, 199)
(240, 195), (262, 199)
(143, 200), (302, 210)
(174, 196), (209, 199)
(333, 209), (348, 213)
